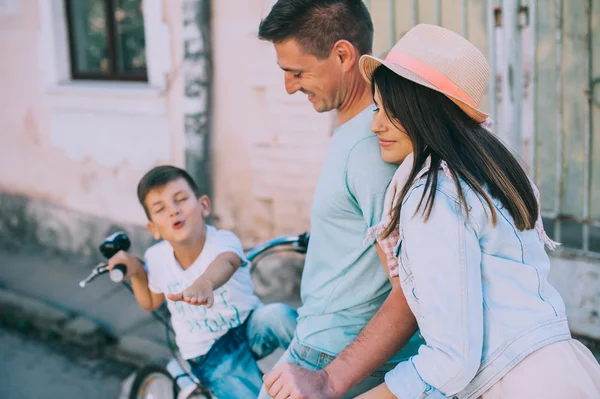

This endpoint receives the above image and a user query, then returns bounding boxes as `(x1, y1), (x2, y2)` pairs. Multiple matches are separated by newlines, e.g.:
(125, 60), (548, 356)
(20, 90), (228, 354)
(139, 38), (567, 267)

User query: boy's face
(144, 178), (210, 245)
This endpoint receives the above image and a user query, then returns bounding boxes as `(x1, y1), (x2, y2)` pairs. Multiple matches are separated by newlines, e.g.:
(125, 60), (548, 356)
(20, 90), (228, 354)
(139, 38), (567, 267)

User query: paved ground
(1, 246), (597, 399)
(0, 246), (297, 399)
(0, 327), (135, 399)
(0, 245), (302, 363)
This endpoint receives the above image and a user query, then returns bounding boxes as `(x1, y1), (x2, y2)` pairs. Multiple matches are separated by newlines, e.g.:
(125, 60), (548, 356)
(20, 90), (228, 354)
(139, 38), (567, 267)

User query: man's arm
(323, 138), (417, 394)
(167, 252), (242, 307)
(264, 139), (417, 398)
(324, 243), (417, 396)
(264, 244), (417, 399)
(108, 250), (165, 312)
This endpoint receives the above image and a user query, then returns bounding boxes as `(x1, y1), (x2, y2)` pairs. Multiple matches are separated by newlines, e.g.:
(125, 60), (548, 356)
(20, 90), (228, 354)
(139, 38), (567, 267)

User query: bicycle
(79, 231), (309, 399)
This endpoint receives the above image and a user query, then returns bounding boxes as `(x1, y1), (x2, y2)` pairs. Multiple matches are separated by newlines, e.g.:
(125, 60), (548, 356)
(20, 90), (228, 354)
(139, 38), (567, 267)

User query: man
(257, 1), (423, 398)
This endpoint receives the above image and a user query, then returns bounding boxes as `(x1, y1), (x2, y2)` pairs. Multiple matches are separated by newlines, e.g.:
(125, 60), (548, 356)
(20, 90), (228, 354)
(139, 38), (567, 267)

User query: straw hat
(359, 24), (490, 123)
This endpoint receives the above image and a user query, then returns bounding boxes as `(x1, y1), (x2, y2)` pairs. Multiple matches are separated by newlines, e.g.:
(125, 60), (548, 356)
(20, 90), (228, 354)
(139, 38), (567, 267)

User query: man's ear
(147, 220), (161, 240)
(198, 195), (211, 218)
(332, 40), (357, 72)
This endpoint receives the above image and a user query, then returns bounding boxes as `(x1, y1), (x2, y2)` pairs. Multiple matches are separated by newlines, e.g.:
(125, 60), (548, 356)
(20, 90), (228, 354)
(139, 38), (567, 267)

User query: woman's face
(370, 86), (414, 164)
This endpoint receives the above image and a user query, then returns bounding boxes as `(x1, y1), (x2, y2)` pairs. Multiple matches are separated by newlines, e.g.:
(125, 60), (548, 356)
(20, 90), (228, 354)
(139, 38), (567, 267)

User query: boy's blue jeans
(187, 303), (297, 399)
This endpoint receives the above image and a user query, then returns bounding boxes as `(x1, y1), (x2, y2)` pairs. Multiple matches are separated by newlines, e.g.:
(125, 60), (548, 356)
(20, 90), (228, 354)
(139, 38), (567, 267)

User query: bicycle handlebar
(245, 232), (309, 261)
(79, 262), (127, 287)
(79, 232), (309, 288)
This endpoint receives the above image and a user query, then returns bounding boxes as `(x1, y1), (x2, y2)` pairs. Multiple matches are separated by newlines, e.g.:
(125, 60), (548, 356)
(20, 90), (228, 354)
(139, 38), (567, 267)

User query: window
(65, 0), (147, 81)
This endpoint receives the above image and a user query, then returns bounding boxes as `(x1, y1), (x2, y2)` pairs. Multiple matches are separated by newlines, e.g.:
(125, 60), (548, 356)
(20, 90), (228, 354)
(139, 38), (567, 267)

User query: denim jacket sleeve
(385, 184), (484, 398)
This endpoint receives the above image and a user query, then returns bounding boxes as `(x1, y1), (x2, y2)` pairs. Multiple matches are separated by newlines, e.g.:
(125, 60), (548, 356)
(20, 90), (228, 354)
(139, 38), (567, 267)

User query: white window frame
(38, 0), (172, 111)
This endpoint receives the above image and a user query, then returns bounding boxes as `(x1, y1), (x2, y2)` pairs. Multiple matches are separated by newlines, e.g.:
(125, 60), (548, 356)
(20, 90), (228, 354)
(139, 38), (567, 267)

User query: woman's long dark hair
(372, 66), (539, 238)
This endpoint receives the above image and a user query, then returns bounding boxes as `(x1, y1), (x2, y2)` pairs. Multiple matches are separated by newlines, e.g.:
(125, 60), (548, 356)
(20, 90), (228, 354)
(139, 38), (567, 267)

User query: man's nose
(284, 72), (300, 95)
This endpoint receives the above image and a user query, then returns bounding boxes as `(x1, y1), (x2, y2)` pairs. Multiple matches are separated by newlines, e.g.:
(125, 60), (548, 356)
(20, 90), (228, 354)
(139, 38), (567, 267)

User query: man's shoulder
(346, 135), (396, 176)
(335, 107), (393, 168)
(334, 105), (376, 141)
(347, 133), (380, 156)
(334, 127), (389, 172)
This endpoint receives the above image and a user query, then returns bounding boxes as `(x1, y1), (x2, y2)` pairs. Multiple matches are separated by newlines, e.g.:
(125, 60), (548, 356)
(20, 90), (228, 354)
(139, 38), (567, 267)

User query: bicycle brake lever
(298, 232), (310, 250)
(79, 262), (110, 288)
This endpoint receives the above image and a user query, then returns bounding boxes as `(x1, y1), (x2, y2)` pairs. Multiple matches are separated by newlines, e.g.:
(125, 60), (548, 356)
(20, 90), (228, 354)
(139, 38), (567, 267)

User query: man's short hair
(137, 165), (202, 219)
(258, 0), (373, 59)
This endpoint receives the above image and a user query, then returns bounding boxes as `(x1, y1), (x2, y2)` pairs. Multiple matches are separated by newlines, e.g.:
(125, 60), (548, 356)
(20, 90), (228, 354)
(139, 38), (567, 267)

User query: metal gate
(366, 0), (599, 258)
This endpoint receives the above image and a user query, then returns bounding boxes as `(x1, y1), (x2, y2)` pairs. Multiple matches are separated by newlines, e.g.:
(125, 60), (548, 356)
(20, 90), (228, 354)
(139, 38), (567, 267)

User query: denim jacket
(384, 171), (571, 399)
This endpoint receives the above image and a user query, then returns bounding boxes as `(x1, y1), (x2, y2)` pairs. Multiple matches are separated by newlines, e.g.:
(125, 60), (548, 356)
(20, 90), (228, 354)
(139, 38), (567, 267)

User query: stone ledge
(0, 191), (154, 257)
(0, 288), (71, 323)
(0, 286), (168, 364)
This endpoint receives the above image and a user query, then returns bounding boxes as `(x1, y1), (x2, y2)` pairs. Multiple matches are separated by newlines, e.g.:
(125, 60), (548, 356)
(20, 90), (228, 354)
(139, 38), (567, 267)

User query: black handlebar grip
(109, 263), (127, 283)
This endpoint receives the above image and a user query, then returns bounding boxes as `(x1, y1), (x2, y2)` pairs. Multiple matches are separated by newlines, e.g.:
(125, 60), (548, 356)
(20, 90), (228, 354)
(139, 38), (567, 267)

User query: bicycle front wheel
(129, 365), (177, 399)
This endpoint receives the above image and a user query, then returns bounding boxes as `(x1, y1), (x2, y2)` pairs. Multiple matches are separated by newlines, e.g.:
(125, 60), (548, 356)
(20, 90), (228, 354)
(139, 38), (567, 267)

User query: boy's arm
(108, 250), (165, 312)
(167, 252), (242, 307)
(199, 252), (242, 290)
(130, 271), (165, 311)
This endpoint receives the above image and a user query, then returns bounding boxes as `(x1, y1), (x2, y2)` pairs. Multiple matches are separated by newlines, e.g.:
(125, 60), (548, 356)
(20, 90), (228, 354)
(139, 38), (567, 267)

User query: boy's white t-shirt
(144, 225), (262, 359)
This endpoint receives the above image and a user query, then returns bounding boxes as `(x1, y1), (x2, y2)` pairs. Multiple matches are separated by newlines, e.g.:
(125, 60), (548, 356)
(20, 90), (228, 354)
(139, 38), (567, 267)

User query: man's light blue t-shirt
(296, 105), (422, 363)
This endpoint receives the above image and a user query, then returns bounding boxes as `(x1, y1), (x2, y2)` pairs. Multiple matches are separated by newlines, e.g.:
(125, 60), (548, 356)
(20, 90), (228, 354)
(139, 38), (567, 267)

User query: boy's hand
(168, 278), (214, 307)
(107, 250), (145, 280)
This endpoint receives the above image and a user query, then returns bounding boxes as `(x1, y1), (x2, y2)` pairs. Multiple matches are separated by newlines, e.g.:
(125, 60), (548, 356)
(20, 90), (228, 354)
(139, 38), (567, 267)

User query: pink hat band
(384, 51), (478, 109)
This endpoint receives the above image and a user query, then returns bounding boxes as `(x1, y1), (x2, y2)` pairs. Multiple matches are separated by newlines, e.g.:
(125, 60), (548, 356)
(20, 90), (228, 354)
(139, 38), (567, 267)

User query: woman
(356, 24), (600, 399)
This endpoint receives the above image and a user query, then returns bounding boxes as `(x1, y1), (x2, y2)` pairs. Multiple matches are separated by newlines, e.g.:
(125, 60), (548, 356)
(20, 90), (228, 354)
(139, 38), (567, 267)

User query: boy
(108, 165), (297, 398)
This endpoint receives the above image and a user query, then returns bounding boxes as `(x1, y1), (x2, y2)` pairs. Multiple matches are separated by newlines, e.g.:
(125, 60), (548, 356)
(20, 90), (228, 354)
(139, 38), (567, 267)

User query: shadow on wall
(0, 192), (154, 260)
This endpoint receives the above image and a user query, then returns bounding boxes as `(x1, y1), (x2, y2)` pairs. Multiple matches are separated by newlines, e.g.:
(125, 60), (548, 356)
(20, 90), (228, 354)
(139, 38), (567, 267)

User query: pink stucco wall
(0, 1), (184, 226)
(210, 0), (333, 245)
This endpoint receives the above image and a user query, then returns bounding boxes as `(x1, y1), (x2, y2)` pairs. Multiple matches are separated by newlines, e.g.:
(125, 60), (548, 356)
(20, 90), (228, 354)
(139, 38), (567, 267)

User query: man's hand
(167, 277), (214, 307)
(263, 363), (338, 399)
(107, 250), (145, 279)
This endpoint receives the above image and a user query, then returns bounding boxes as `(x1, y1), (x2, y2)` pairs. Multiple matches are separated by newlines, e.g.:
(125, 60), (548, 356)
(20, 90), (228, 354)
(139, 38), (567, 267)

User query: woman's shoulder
(402, 170), (488, 226)
(404, 169), (466, 204)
